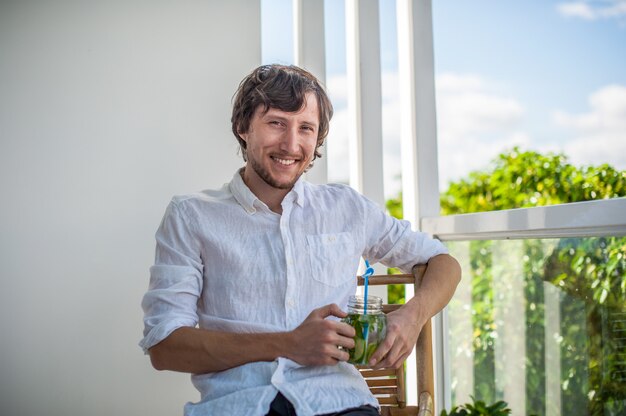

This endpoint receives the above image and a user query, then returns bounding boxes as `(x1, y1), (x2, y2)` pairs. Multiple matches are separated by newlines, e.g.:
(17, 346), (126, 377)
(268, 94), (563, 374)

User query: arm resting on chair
(369, 253), (461, 369)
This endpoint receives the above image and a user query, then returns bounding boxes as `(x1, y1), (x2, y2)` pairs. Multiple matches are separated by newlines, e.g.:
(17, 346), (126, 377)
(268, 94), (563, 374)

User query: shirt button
(287, 299), (295, 308)
(328, 236), (335, 242)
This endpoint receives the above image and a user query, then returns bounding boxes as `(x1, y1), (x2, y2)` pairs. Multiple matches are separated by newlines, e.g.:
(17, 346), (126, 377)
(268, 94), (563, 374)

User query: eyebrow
(263, 110), (319, 128)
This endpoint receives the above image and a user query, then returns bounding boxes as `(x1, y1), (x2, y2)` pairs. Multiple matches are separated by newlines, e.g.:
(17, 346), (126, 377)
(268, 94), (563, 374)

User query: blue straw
(362, 260), (375, 359)
(363, 260), (374, 314)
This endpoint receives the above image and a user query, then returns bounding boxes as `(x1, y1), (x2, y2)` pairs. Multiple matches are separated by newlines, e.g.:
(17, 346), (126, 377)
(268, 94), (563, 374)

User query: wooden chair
(356, 264), (434, 416)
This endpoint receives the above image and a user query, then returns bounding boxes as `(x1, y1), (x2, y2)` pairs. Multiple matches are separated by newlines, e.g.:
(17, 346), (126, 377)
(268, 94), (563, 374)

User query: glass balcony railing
(447, 236), (626, 416)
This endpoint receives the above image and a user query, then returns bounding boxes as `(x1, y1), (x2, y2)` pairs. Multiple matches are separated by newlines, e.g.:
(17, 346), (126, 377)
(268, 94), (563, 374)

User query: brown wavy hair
(231, 64), (333, 165)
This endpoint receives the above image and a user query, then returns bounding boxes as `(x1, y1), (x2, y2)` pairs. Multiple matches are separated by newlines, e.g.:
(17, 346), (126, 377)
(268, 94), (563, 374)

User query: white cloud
(557, 1), (626, 20)
(325, 72), (532, 195)
(557, 2), (597, 19)
(325, 72), (626, 200)
(553, 84), (626, 168)
(435, 73), (529, 188)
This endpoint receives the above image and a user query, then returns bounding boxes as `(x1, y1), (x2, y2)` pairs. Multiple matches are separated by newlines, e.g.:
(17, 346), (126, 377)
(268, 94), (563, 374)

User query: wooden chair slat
(358, 368), (396, 377)
(370, 387), (398, 395)
(357, 274), (414, 286)
(378, 397), (399, 405)
(382, 304), (402, 313)
(355, 264), (434, 416)
(366, 378), (398, 387)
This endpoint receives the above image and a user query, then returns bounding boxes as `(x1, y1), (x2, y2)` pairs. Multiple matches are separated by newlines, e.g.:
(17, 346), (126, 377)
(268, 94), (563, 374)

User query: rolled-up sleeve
(139, 199), (204, 353)
(361, 196), (448, 274)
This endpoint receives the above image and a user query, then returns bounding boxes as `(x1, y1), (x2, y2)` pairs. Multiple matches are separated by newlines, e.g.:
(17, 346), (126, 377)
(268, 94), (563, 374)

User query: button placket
(279, 202), (297, 326)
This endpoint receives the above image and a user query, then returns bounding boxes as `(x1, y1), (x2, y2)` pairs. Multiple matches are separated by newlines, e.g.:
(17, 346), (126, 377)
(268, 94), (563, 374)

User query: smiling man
(233, 76), (323, 212)
(140, 64), (461, 416)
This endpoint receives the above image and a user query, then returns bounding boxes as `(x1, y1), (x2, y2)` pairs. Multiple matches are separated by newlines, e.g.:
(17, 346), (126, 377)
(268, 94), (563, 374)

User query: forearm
(149, 326), (292, 374)
(369, 254), (460, 368)
(404, 253), (461, 325)
(148, 303), (355, 373)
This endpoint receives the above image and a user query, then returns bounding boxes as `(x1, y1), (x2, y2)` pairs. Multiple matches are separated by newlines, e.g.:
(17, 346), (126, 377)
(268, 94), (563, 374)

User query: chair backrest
(356, 264), (434, 416)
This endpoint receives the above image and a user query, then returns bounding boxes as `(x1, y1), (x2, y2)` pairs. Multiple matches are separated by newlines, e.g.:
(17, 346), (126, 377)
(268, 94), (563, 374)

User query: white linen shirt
(140, 170), (448, 416)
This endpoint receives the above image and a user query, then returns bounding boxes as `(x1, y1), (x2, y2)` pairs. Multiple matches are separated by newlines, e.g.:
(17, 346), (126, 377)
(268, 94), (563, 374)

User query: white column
(396, 0), (440, 224)
(293, 0), (328, 185)
(345, 0), (387, 292)
(345, 0), (384, 206)
(396, 0), (441, 407)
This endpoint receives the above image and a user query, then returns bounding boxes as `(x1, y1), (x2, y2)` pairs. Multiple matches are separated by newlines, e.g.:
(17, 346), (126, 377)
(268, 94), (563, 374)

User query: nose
(279, 126), (300, 155)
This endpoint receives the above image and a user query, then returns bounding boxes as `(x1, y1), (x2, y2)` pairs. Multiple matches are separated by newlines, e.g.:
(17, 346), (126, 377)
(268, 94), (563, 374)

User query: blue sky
(262, 0), (626, 196)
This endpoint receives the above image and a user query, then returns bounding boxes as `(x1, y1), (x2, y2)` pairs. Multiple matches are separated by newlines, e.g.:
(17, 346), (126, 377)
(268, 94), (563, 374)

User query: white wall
(0, 1), (260, 414)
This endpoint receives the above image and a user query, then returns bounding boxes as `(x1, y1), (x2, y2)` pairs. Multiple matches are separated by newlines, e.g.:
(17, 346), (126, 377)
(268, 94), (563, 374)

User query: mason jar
(342, 295), (387, 365)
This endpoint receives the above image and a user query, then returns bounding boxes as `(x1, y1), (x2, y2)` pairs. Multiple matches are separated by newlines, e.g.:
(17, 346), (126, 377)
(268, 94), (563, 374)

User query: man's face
(240, 92), (319, 191)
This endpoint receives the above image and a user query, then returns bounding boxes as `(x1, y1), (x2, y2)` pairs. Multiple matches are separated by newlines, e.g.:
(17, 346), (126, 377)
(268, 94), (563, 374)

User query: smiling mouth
(271, 156), (298, 166)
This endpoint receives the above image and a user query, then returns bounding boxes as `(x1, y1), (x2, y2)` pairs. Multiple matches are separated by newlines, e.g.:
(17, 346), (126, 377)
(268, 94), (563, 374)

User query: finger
(368, 335), (395, 367)
(314, 303), (347, 319)
(321, 319), (355, 340)
(376, 343), (403, 369)
(333, 320), (355, 338)
(322, 344), (349, 363)
(389, 352), (409, 369)
(333, 345), (350, 362)
(335, 334), (355, 349)
(382, 336), (415, 369)
(327, 303), (348, 318)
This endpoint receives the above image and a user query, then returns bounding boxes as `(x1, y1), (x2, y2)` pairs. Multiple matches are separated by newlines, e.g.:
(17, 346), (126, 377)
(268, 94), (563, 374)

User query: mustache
(270, 153), (304, 160)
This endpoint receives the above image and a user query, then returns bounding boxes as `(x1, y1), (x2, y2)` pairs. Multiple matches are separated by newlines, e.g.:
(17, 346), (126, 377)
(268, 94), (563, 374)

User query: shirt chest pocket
(306, 232), (357, 287)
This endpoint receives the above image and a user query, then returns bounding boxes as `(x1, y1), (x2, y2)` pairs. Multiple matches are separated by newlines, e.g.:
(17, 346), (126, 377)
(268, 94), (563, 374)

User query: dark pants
(266, 392), (380, 416)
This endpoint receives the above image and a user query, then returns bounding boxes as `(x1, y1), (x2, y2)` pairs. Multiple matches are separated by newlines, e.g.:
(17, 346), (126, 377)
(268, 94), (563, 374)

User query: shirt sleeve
(360, 194), (448, 274)
(139, 199), (204, 353)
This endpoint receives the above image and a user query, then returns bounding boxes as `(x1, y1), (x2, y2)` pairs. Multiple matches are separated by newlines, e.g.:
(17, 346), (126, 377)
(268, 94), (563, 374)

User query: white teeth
(273, 157), (296, 166)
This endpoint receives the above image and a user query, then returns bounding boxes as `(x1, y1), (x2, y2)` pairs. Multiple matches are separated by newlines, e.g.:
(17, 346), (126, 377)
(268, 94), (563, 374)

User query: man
(140, 64), (461, 416)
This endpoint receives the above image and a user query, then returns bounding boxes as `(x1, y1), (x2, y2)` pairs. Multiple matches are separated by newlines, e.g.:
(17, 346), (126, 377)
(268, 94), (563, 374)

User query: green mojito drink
(342, 295), (387, 366)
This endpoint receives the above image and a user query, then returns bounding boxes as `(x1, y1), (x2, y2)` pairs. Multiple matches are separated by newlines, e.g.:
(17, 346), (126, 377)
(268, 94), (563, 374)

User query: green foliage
(386, 267), (405, 305)
(440, 147), (626, 214)
(440, 396), (512, 416)
(384, 197), (404, 304)
(547, 237), (626, 308)
(386, 193), (403, 220)
(386, 147), (626, 415)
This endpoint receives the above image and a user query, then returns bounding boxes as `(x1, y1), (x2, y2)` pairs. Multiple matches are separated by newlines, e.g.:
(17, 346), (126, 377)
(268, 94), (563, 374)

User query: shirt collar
(287, 176), (305, 208)
(229, 169), (306, 214)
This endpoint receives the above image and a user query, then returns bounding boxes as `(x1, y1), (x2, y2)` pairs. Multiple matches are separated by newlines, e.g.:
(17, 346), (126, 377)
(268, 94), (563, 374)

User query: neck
(240, 167), (290, 214)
